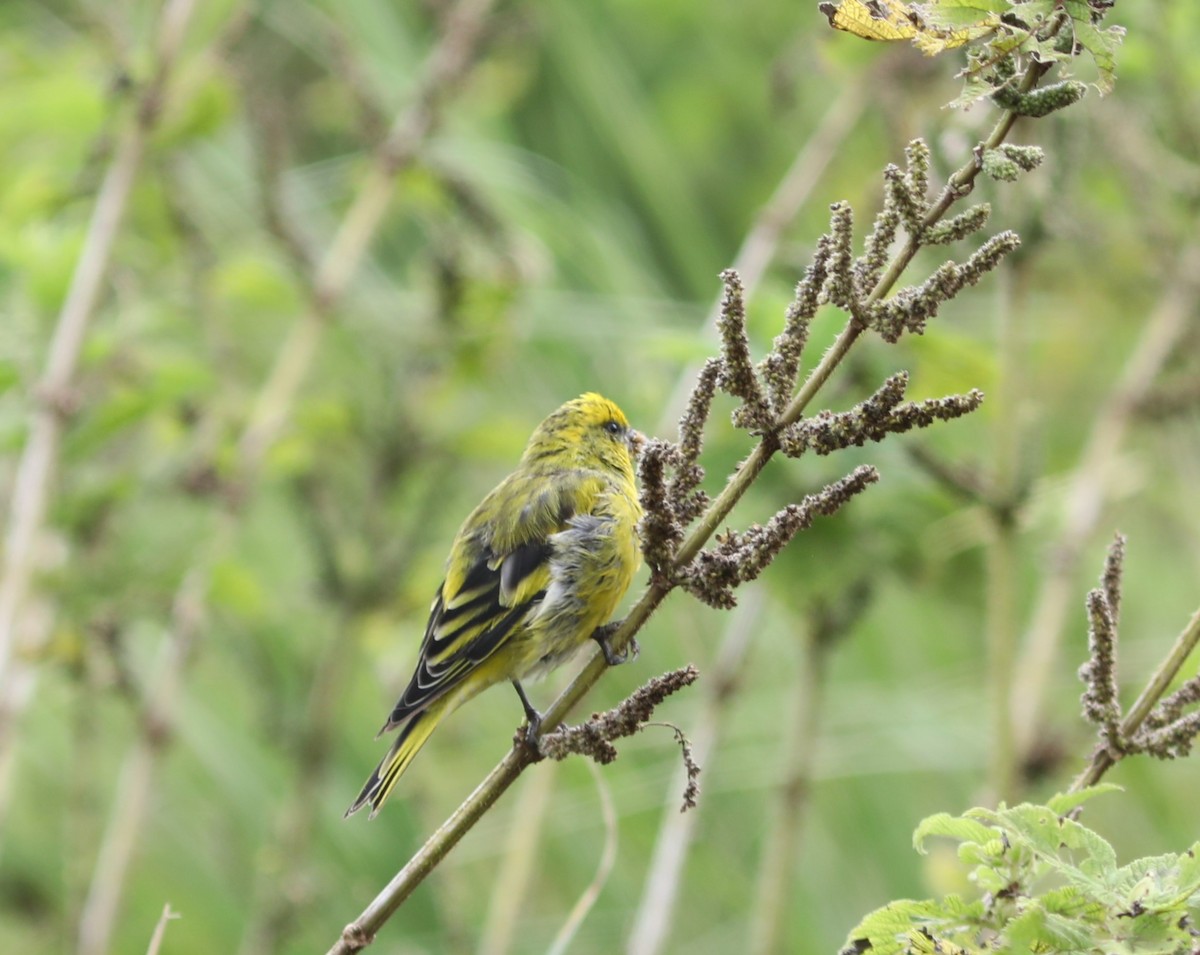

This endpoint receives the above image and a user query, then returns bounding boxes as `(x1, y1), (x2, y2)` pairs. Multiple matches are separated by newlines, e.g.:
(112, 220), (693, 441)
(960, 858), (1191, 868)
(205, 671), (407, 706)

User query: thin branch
(476, 766), (558, 955)
(625, 592), (760, 955)
(144, 904), (180, 955)
(986, 266), (1020, 804)
(0, 0), (199, 706)
(545, 763), (618, 955)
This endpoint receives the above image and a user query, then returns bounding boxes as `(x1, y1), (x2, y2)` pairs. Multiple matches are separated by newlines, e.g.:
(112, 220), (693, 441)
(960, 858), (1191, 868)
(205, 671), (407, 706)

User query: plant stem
(749, 606), (830, 955)
(626, 592), (760, 955)
(0, 0), (198, 707)
(323, 55), (1052, 953)
(986, 267), (1021, 803)
(1071, 605), (1200, 791)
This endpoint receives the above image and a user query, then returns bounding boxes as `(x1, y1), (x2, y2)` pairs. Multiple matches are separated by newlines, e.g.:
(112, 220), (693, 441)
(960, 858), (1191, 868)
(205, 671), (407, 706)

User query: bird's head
(522, 393), (642, 478)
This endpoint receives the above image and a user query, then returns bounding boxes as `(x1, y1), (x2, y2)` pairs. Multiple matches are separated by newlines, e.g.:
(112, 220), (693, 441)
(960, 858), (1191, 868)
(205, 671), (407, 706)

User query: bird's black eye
(604, 420), (622, 436)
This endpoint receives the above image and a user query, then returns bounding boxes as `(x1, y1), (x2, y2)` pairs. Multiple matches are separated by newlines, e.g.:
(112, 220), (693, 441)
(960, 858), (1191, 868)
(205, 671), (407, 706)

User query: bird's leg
(593, 621), (638, 666)
(511, 679), (544, 747)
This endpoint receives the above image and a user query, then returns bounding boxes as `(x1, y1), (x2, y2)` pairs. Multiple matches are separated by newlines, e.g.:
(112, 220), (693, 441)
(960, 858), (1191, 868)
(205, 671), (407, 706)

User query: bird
(346, 393), (643, 818)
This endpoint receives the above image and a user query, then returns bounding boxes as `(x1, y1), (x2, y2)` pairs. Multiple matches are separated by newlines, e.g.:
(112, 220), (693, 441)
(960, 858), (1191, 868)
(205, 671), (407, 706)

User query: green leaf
(210, 558), (267, 619)
(1173, 844), (1200, 899)
(914, 812), (997, 853)
(1040, 884), (1106, 921)
(1062, 0), (1125, 94)
(843, 899), (948, 955)
(1046, 784), (1122, 816)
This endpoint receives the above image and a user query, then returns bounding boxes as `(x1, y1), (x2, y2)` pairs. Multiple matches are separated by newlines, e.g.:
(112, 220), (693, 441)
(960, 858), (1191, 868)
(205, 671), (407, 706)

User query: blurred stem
(324, 55), (1056, 955)
(1071, 605), (1200, 792)
(73, 3), (501, 953)
(986, 266), (1021, 804)
(477, 765), (558, 955)
(144, 904), (179, 955)
(0, 0), (198, 738)
(77, 565), (210, 955)
(1011, 242), (1200, 761)
(625, 592), (760, 955)
(545, 762), (618, 955)
(236, 613), (358, 955)
(238, 0), (498, 469)
(749, 608), (829, 955)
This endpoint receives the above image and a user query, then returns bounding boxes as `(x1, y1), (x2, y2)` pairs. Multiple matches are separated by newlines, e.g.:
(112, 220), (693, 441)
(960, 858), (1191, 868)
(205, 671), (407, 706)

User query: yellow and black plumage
(346, 393), (643, 818)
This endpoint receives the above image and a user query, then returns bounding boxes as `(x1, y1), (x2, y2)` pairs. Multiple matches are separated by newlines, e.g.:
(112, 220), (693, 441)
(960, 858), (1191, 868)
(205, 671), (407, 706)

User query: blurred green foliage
(1, 2), (1198, 955)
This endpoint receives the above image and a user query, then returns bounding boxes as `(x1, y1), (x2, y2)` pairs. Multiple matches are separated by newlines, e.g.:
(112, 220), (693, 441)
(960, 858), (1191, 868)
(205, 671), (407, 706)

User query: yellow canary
(346, 393), (643, 818)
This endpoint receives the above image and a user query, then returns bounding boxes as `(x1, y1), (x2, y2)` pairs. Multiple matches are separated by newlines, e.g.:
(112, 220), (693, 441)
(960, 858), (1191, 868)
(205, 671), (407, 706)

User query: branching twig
(144, 903), (180, 955)
(538, 666), (700, 772)
(0, 0), (199, 724)
(1071, 537), (1200, 791)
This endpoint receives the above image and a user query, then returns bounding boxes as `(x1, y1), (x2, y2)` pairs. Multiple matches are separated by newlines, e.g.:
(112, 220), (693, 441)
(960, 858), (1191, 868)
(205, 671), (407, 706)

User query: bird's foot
(512, 680), (546, 755)
(593, 622), (637, 666)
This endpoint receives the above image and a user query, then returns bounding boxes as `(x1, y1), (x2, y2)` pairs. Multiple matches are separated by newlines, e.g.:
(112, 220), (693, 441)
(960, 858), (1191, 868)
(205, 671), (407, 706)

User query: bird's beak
(627, 429), (645, 458)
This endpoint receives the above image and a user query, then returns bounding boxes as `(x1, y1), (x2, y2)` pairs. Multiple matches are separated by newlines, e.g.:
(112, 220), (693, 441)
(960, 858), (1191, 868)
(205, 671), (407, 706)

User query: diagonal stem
(323, 55), (1053, 955)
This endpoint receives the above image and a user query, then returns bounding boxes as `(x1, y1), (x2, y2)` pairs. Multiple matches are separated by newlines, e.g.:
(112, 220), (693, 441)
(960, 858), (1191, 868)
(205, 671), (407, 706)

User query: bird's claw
(523, 712), (543, 747)
(593, 623), (637, 666)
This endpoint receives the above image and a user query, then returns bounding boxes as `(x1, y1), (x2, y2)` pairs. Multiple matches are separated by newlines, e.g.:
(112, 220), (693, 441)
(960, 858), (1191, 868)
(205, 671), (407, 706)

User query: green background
(1, 2), (1197, 953)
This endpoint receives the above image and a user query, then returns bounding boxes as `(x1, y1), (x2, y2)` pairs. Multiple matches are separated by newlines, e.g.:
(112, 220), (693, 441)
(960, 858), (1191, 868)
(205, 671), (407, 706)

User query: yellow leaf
(819, 0), (1000, 55)
(819, 0), (919, 43)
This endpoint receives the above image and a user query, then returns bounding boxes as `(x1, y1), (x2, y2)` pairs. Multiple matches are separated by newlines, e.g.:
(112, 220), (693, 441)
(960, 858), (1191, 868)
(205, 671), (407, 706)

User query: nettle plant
(846, 788), (1200, 955)
(844, 541), (1200, 955)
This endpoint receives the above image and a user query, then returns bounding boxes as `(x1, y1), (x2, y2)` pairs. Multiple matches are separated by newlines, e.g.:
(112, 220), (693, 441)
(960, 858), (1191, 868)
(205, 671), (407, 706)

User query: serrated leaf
(818, 0), (997, 54)
(843, 899), (946, 955)
(903, 927), (973, 954)
(1046, 784), (1122, 816)
(1058, 815), (1119, 880)
(1060, 0), (1125, 95)
(914, 0), (1009, 27)
(911, 0), (1004, 54)
(937, 893), (984, 920)
(914, 813), (998, 853)
(1115, 852), (1184, 892)
(1040, 884), (1107, 920)
(1122, 909), (1194, 952)
(971, 865), (1012, 894)
(820, 0), (918, 42)
(957, 839), (1005, 866)
(1174, 844), (1200, 898)
(1003, 905), (1049, 954)
(998, 804), (1076, 855)
(1038, 909), (1099, 950)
